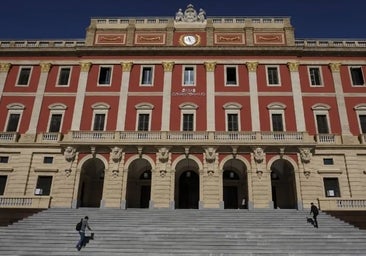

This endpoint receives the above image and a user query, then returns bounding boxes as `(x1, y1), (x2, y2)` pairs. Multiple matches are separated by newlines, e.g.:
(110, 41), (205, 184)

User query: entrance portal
(270, 159), (297, 209)
(174, 158), (200, 209)
(222, 159), (248, 209)
(78, 158), (105, 208)
(126, 159), (152, 208)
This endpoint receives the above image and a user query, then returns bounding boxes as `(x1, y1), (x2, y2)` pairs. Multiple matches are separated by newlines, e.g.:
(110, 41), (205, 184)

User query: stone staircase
(0, 208), (366, 256)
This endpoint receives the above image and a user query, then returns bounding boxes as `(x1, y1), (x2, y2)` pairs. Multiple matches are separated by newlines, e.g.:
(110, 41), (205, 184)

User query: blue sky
(0, 1), (365, 40)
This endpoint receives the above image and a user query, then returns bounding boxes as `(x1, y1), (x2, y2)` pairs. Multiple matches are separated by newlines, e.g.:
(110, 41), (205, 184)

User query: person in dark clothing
(310, 202), (319, 228)
(76, 216), (92, 251)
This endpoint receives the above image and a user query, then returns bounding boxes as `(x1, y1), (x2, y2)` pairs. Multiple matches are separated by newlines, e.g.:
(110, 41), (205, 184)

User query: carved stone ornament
(65, 169), (72, 177)
(256, 169), (263, 179)
(160, 169), (167, 177)
(111, 146), (122, 163)
(300, 148), (312, 163)
(303, 170), (311, 179)
(204, 147), (216, 163)
(207, 170), (214, 176)
(64, 146), (76, 162)
(158, 147), (169, 163)
(253, 147), (264, 163)
(175, 4), (206, 22)
(112, 169), (119, 178)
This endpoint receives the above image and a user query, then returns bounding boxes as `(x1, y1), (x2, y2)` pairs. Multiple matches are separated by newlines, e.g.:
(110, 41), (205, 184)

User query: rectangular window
(43, 156), (54, 164)
(6, 113), (20, 132)
(359, 115), (366, 133)
(93, 114), (105, 131)
(226, 67), (237, 85)
(141, 67), (153, 85)
(98, 67), (112, 85)
(323, 158), (334, 165)
(227, 114), (239, 131)
(323, 178), (340, 197)
(138, 114), (150, 131)
(57, 67), (71, 86)
(309, 67), (322, 86)
(350, 67), (364, 86)
(271, 114), (284, 131)
(316, 114), (329, 133)
(183, 67), (195, 85)
(182, 114), (194, 131)
(35, 176), (53, 196)
(0, 156), (9, 163)
(48, 114), (62, 132)
(17, 67), (31, 86)
(267, 66), (279, 85)
(0, 176), (7, 195)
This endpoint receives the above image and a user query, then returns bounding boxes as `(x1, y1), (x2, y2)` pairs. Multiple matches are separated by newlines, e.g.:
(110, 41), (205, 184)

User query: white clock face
(183, 35), (197, 45)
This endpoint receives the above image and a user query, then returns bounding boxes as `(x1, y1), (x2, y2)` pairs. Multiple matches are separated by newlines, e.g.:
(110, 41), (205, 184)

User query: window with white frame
(4, 104), (25, 132)
(47, 104), (66, 133)
(323, 177), (341, 197)
(183, 66), (195, 86)
(267, 103), (286, 132)
(91, 103), (110, 131)
(57, 67), (71, 86)
(98, 66), (112, 85)
(135, 103), (154, 131)
(349, 67), (365, 86)
(266, 66), (280, 86)
(312, 104), (331, 134)
(223, 103), (242, 131)
(308, 66), (323, 86)
(179, 103), (198, 131)
(35, 176), (53, 196)
(225, 66), (238, 86)
(140, 66), (154, 86)
(17, 67), (32, 86)
(354, 104), (366, 133)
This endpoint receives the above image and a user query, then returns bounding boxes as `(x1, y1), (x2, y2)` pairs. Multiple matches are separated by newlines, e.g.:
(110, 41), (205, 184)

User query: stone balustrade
(0, 196), (51, 208)
(318, 198), (366, 211)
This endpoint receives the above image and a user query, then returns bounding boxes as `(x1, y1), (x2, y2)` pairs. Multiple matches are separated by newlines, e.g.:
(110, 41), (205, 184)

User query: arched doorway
(270, 159), (297, 209)
(126, 158), (152, 208)
(222, 159), (248, 209)
(175, 158), (200, 209)
(78, 158), (105, 208)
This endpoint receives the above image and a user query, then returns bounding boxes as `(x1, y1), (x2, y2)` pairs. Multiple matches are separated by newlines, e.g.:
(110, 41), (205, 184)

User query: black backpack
(75, 219), (82, 231)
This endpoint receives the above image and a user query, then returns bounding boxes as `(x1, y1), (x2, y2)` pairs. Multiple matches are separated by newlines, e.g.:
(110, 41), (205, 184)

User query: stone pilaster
(287, 62), (306, 131)
(71, 62), (91, 130)
(26, 62), (52, 135)
(161, 62), (174, 131)
(116, 62), (133, 131)
(0, 63), (11, 102)
(246, 62), (260, 131)
(205, 62), (216, 131)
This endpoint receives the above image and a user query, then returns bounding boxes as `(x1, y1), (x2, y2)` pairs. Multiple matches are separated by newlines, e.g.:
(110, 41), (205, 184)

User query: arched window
(223, 102), (242, 131)
(135, 103), (154, 131)
(267, 103), (286, 132)
(48, 103), (67, 132)
(5, 103), (25, 132)
(91, 103), (110, 131)
(179, 103), (198, 131)
(312, 104), (331, 134)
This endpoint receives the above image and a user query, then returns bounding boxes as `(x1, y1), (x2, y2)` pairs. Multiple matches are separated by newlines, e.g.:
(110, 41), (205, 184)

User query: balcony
(0, 132), (19, 142)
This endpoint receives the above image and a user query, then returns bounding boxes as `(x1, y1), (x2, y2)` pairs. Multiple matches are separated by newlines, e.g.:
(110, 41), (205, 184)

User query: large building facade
(0, 4), (366, 211)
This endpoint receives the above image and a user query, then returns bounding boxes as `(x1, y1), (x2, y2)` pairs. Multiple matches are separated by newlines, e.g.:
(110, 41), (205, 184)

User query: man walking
(76, 216), (92, 251)
(310, 202), (319, 228)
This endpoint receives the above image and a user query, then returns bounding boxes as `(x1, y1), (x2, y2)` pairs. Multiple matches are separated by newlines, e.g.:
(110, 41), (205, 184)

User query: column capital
(287, 62), (299, 72)
(162, 62), (175, 72)
(246, 62), (258, 72)
(121, 62), (133, 72)
(329, 62), (341, 72)
(0, 63), (11, 73)
(40, 62), (52, 73)
(80, 62), (92, 72)
(204, 62), (216, 72)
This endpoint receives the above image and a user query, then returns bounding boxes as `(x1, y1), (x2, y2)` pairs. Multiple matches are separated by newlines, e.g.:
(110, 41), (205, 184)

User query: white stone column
(161, 62), (174, 131)
(205, 62), (216, 131)
(27, 62), (52, 134)
(329, 62), (351, 135)
(287, 62), (306, 131)
(246, 62), (260, 131)
(71, 62), (91, 131)
(0, 63), (11, 101)
(116, 62), (133, 131)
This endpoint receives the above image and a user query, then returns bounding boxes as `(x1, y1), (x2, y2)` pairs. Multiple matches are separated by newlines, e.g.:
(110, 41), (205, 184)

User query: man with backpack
(310, 202), (319, 228)
(76, 216), (92, 251)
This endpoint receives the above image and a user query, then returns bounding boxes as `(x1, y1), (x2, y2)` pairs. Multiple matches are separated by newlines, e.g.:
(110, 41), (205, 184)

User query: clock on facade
(180, 34), (200, 46)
